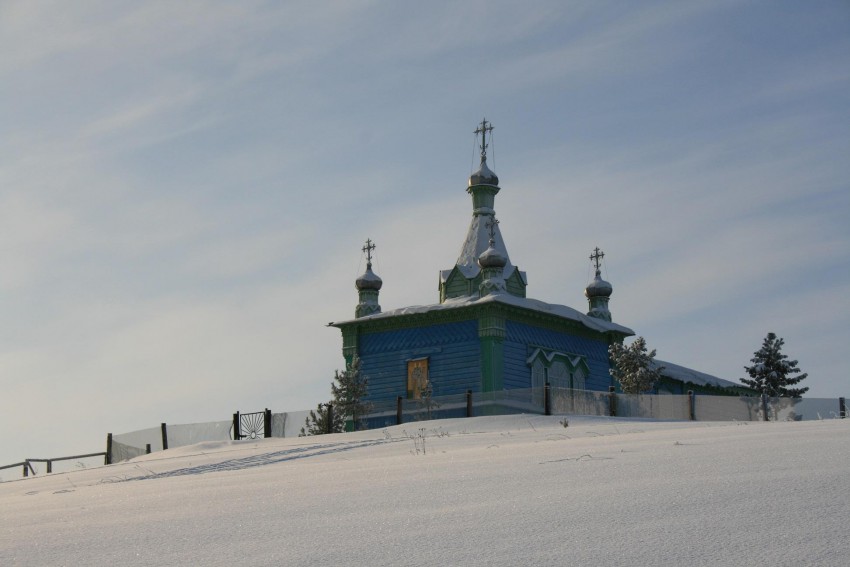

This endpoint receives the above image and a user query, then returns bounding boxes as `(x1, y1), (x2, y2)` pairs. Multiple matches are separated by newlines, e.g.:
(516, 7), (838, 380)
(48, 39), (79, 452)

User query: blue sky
(1, 1), (848, 466)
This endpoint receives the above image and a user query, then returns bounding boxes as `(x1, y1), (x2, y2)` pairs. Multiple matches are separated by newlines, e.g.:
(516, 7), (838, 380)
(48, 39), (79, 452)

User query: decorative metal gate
(233, 409), (272, 440)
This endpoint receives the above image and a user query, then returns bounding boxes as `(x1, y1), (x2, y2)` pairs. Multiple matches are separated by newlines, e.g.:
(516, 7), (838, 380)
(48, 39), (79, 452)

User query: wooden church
(329, 120), (741, 413)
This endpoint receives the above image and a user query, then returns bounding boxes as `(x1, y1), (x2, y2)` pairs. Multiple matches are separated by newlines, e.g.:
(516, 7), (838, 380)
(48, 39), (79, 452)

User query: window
(407, 358), (429, 399)
(526, 348), (590, 393)
(549, 361), (569, 390)
(572, 366), (586, 391)
(531, 359), (546, 390)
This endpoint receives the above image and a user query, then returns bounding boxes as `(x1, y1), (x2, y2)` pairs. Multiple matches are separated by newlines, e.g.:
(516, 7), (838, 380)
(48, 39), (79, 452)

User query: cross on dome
(590, 247), (605, 272)
(485, 217), (500, 242)
(474, 118), (494, 163)
(362, 238), (376, 266)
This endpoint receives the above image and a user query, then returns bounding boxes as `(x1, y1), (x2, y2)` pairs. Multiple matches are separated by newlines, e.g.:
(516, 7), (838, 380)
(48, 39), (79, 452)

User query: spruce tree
(608, 336), (664, 394)
(299, 402), (344, 436)
(330, 356), (372, 431)
(417, 380), (440, 421)
(299, 356), (372, 436)
(741, 332), (808, 397)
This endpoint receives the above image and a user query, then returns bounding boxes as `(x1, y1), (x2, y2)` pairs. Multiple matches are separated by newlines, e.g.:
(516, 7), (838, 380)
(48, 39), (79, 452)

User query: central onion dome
(469, 159), (499, 187)
(478, 238), (507, 269)
(585, 270), (613, 298)
(355, 263), (383, 291)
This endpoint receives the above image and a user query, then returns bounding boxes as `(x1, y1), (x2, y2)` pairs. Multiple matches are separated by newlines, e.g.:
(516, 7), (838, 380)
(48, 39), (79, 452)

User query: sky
(1, 0), (848, 466)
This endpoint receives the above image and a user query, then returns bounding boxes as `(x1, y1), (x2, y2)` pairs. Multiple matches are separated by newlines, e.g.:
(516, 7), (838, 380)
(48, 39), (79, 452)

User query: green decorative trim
(442, 269), (527, 302)
(333, 300), (630, 347)
(496, 303), (623, 343)
(505, 270), (527, 298)
(478, 313), (506, 338)
(480, 336), (504, 392)
(468, 185), (500, 210)
(526, 347), (591, 376)
(440, 266), (473, 302)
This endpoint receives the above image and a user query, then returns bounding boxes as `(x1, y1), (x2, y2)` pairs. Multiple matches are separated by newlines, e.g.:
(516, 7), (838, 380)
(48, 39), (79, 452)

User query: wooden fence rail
(1, 452), (108, 478)
(26, 452), (109, 474)
(0, 461), (35, 477)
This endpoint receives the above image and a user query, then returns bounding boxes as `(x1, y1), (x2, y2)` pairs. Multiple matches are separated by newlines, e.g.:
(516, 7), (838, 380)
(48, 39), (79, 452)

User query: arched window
(572, 365), (586, 391)
(549, 361), (569, 390)
(531, 358), (546, 406)
(531, 358), (546, 390)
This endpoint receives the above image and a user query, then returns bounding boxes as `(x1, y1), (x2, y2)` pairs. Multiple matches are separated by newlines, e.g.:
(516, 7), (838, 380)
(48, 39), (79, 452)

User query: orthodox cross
(474, 118), (494, 162)
(590, 247), (605, 271)
(485, 216), (499, 242)
(362, 238), (376, 265)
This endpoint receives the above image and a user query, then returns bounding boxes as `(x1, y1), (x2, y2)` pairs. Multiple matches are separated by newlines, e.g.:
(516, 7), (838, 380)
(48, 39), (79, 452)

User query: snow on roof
(447, 211), (522, 282)
(653, 359), (741, 389)
(332, 292), (634, 336)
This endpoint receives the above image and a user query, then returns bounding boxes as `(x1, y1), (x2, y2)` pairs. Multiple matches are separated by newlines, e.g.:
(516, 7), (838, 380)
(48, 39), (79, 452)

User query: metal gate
(233, 409), (272, 440)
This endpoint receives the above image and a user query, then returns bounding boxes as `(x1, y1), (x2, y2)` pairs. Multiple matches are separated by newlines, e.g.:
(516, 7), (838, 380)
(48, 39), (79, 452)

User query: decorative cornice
(332, 300), (628, 343)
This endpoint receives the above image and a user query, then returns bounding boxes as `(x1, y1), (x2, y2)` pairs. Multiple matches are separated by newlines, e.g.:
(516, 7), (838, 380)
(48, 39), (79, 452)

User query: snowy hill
(2, 415), (848, 566)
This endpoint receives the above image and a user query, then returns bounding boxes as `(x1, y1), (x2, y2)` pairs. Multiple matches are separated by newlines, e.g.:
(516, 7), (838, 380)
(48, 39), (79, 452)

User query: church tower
(439, 119), (527, 302)
(585, 247), (613, 322)
(355, 239), (382, 318)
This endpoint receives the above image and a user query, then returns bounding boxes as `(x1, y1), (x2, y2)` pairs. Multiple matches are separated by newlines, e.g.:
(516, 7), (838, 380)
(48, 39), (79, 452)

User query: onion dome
(585, 270), (613, 298)
(478, 238), (507, 269)
(469, 159), (499, 187)
(355, 262), (383, 291)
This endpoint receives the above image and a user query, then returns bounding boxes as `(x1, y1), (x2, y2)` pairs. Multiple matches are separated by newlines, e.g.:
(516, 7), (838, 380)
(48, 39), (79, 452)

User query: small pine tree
(300, 356), (372, 436)
(608, 336), (664, 394)
(417, 380), (440, 421)
(741, 332), (808, 397)
(331, 356), (372, 431)
(299, 402), (344, 436)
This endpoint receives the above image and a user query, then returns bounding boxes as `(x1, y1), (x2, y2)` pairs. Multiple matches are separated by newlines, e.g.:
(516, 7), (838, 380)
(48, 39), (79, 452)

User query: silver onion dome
(585, 271), (613, 298)
(355, 263), (383, 291)
(478, 238), (507, 269)
(469, 160), (499, 187)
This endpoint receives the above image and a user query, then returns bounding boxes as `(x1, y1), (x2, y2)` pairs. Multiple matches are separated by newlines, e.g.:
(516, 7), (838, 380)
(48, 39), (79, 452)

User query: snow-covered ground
(2, 415), (848, 566)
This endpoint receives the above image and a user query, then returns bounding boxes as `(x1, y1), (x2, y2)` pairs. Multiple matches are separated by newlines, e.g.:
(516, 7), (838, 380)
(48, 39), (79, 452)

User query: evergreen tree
(741, 332), (808, 397)
(417, 380), (440, 421)
(608, 336), (664, 394)
(300, 356), (372, 436)
(299, 402), (344, 436)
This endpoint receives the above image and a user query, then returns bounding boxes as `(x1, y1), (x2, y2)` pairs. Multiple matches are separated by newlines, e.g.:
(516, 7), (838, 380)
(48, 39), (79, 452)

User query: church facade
(330, 121), (741, 413)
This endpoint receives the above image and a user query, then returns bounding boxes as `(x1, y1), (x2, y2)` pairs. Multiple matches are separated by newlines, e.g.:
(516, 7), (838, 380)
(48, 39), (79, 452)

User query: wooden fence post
(106, 433), (113, 465)
(326, 404), (334, 434)
(466, 390), (473, 418)
(688, 390), (695, 421)
(46, 460), (52, 474)
(233, 413), (240, 441)
(761, 394), (769, 422)
(146, 444), (152, 454)
(161, 422), (169, 450)
(839, 397), (846, 419)
(544, 382), (551, 416)
(608, 386), (617, 417)
(23, 461), (29, 477)
(397, 396), (403, 425)
(264, 408), (272, 438)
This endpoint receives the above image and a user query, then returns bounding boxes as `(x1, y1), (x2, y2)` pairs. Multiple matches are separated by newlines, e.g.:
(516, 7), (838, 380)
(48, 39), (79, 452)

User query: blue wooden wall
(503, 321), (613, 391)
(358, 320), (480, 400)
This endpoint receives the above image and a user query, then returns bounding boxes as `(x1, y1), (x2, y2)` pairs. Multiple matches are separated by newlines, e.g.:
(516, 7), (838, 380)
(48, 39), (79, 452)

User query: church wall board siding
(503, 340), (532, 389)
(357, 320), (480, 401)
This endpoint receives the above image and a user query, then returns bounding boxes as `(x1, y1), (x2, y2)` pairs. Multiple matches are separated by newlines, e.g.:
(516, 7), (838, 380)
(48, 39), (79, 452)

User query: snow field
(1, 415), (848, 566)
